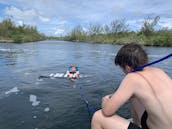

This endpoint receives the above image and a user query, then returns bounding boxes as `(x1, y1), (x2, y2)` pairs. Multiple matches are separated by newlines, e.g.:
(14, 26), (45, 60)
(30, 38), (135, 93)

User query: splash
(29, 94), (40, 106)
(5, 87), (19, 95)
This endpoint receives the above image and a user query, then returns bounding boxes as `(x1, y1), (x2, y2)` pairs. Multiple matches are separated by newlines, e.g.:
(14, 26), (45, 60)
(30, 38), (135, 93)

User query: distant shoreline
(0, 39), (14, 43)
(57, 39), (172, 47)
(0, 39), (45, 43)
(0, 39), (172, 47)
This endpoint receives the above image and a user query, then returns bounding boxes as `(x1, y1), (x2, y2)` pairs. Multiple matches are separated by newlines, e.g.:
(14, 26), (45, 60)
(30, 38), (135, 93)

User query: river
(0, 41), (171, 129)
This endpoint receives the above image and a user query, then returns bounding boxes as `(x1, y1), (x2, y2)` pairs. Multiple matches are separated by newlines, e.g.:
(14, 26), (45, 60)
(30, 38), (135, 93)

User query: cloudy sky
(0, 0), (172, 36)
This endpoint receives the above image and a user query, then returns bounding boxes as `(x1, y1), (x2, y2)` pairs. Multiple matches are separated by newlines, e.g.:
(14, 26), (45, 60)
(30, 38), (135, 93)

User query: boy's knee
(92, 110), (103, 123)
(91, 110), (101, 128)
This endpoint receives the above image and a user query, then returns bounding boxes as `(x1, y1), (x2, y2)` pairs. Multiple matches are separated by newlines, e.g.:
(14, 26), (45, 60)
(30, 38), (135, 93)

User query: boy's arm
(66, 70), (70, 76)
(76, 71), (79, 75)
(75, 67), (79, 75)
(66, 67), (71, 75)
(102, 73), (138, 117)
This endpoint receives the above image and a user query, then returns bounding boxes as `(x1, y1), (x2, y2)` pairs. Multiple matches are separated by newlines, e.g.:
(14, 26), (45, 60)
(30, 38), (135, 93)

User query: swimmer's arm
(75, 67), (79, 74)
(66, 70), (70, 76)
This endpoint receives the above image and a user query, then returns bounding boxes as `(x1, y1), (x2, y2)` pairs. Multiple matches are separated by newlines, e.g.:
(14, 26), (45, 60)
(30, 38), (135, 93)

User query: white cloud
(17, 20), (24, 26)
(0, 0), (172, 35)
(159, 18), (172, 29)
(4, 5), (52, 24)
(1, 0), (172, 22)
(127, 19), (144, 30)
(83, 27), (88, 32)
(54, 28), (65, 35)
(160, 23), (172, 29)
(4, 6), (37, 21)
(56, 20), (67, 26)
(39, 16), (50, 23)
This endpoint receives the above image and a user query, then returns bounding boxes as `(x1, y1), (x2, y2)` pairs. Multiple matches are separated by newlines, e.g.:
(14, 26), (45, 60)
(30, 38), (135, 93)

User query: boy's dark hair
(115, 43), (148, 69)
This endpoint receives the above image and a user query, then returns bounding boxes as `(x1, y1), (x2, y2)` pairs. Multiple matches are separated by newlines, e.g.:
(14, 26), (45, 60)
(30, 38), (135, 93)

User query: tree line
(0, 19), (46, 43)
(62, 16), (172, 47)
(0, 17), (172, 47)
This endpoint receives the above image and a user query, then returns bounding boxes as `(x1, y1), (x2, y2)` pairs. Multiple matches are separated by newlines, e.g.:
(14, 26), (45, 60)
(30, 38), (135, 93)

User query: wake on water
(38, 73), (88, 80)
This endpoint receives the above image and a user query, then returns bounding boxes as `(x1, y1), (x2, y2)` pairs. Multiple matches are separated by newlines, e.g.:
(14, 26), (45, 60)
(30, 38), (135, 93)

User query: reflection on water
(0, 41), (171, 129)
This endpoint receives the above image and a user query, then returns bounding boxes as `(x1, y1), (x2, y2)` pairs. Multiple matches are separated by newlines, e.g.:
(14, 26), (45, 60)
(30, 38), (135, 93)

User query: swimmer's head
(70, 64), (75, 68)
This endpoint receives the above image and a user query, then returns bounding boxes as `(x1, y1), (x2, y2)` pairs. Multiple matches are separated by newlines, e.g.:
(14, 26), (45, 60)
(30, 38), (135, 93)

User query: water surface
(0, 41), (171, 129)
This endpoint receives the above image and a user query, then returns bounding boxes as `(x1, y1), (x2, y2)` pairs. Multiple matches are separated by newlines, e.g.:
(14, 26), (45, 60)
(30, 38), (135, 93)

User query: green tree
(0, 18), (45, 43)
(102, 25), (110, 34)
(110, 19), (129, 34)
(139, 16), (160, 37)
(88, 23), (103, 35)
(0, 18), (15, 38)
(68, 25), (85, 41)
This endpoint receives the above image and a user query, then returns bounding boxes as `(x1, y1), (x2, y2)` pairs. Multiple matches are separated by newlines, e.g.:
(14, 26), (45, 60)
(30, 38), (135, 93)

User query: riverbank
(1, 36), (172, 47)
(58, 16), (172, 47)
(59, 33), (172, 47)
(1, 18), (172, 46)
(0, 39), (14, 43)
(0, 38), (46, 43)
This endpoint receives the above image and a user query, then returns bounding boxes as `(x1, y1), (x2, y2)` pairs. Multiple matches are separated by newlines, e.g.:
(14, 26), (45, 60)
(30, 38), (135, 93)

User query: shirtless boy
(91, 43), (172, 129)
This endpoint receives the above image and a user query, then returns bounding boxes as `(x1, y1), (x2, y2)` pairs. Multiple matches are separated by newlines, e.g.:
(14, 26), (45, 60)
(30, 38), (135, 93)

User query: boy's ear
(125, 66), (133, 73)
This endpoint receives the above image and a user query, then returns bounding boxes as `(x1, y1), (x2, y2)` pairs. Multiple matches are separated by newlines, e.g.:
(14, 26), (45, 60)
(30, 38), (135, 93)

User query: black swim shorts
(128, 111), (149, 129)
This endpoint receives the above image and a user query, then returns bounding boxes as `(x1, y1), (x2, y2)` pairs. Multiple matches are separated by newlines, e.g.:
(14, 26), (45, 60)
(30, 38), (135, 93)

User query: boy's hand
(102, 94), (113, 108)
